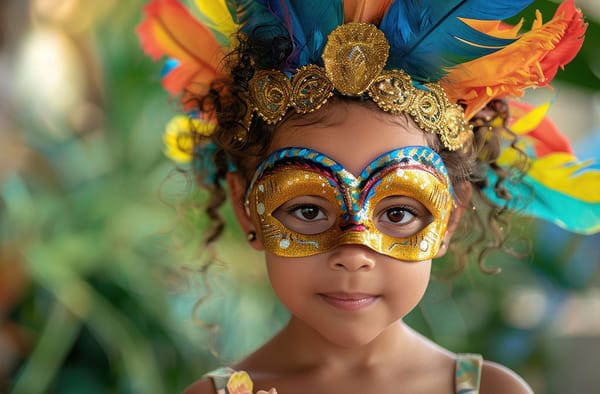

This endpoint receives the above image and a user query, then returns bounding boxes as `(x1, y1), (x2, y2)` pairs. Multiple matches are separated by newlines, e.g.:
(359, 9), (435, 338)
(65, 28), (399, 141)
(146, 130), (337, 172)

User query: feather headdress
(138, 0), (598, 234)
(484, 101), (600, 234)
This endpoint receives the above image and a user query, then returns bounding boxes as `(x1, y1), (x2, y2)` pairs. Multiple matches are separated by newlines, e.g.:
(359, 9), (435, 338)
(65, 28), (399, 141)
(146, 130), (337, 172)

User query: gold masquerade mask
(245, 23), (472, 151)
(245, 146), (454, 262)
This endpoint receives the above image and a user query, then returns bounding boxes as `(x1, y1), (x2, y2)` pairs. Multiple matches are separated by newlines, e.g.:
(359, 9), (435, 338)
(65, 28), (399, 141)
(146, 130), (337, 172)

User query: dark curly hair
(180, 32), (528, 276)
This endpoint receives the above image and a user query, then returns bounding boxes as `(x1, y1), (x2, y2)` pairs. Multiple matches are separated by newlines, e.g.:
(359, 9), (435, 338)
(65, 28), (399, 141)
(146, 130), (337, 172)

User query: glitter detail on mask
(245, 146), (453, 262)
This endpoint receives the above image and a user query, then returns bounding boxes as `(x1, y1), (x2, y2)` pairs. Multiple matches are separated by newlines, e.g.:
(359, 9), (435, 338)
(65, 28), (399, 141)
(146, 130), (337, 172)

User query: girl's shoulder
(480, 361), (533, 394)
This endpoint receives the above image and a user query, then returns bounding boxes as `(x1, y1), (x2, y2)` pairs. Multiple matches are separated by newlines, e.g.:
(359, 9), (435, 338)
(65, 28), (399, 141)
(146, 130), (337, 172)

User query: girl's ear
(226, 172), (264, 251)
(435, 181), (472, 258)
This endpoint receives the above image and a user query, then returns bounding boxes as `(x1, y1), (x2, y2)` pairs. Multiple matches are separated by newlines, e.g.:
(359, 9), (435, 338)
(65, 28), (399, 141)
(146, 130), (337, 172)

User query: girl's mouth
(319, 293), (379, 311)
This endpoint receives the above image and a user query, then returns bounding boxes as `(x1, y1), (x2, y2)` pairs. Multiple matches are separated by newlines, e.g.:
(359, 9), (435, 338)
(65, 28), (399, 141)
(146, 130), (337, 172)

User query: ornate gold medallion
(248, 70), (291, 124)
(369, 70), (415, 113)
(322, 23), (390, 96)
(291, 65), (334, 114)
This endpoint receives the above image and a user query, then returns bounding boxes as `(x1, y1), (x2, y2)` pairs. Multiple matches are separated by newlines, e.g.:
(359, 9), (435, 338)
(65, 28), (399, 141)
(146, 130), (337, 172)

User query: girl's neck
(262, 317), (420, 372)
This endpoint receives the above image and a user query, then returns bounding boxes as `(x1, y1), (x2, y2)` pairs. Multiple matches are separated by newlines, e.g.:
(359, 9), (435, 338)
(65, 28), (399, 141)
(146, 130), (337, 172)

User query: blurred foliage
(0, 1), (599, 394)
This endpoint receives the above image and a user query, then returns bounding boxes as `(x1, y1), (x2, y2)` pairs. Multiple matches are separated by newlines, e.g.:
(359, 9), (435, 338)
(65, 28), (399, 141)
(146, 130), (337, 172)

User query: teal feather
(380, 0), (534, 82)
(483, 165), (600, 235)
(264, 0), (343, 70)
(226, 0), (343, 71)
(226, 0), (280, 32)
(226, 0), (295, 68)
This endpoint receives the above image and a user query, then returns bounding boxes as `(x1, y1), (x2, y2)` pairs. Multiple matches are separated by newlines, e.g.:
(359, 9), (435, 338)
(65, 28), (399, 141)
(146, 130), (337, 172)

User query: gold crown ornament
(245, 23), (472, 151)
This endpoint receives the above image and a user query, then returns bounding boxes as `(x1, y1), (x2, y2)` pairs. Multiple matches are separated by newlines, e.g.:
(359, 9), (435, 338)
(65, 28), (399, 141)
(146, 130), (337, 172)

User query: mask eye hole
(374, 196), (433, 238)
(273, 196), (337, 235)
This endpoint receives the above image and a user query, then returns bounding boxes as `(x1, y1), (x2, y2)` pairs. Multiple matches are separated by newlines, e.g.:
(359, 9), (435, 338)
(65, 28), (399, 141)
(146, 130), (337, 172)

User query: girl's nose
(327, 245), (377, 272)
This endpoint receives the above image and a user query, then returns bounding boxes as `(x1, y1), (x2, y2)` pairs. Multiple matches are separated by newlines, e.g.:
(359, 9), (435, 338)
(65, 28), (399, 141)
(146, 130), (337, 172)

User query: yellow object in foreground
(163, 115), (215, 163)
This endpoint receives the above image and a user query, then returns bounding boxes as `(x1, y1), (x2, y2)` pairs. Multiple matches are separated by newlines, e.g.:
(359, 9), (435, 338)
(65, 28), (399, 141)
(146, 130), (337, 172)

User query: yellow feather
(497, 148), (600, 202)
(510, 102), (550, 134)
(194, 0), (238, 44)
(528, 154), (600, 202)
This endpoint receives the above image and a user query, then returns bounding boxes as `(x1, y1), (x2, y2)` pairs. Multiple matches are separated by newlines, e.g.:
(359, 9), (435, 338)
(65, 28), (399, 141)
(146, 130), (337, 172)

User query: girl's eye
(273, 197), (336, 235)
(375, 197), (433, 238)
(382, 207), (416, 225)
(291, 205), (327, 221)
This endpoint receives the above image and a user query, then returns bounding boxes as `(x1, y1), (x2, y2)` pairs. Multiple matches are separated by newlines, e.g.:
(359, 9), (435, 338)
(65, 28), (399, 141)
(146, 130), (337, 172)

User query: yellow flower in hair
(162, 115), (215, 163)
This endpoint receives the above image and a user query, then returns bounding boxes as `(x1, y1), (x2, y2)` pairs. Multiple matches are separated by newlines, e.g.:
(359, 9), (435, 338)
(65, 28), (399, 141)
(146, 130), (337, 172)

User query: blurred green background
(1, 1), (599, 393)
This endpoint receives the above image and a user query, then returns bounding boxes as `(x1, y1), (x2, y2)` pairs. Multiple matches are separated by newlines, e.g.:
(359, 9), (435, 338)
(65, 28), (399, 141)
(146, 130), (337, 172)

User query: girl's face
(255, 103), (440, 347)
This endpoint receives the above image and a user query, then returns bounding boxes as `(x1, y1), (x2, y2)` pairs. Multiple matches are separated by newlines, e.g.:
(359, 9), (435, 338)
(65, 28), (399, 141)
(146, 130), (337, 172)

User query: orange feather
(137, 0), (226, 97)
(343, 0), (393, 24)
(441, 0), (586, 120)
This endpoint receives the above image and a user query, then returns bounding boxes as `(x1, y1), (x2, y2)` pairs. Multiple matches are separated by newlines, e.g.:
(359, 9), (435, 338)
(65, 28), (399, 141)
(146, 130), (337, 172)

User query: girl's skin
(184, 102), (533, 394)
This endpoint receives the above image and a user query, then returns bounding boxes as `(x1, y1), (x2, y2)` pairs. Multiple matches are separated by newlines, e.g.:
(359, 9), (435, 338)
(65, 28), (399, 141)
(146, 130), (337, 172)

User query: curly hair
(182, 33), (528, 276)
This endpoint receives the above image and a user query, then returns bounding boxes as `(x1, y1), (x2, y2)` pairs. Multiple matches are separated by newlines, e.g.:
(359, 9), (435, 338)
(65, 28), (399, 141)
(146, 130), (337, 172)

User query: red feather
(137, 0), (225, 97)
(538, 0), (587, 83)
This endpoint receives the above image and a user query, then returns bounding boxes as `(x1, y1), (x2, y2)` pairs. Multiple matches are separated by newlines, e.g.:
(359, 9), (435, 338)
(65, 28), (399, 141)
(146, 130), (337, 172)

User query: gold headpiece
(245, 23), (472, 151)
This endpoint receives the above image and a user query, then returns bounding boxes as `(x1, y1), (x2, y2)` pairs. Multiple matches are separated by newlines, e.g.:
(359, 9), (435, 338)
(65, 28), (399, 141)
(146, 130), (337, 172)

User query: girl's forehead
(270, 104), (429, 176)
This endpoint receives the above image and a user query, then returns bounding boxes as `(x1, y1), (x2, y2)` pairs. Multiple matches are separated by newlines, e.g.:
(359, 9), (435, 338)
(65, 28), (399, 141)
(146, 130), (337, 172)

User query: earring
(246, 231), (257, 242)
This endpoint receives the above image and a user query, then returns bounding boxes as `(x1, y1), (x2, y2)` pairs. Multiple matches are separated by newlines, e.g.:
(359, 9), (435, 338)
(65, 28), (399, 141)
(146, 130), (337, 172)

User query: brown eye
(292, 205), (325, 221)
(375, 197), (433, 238)
(273, 197), (337, 235)
(385, 207), (415, 224)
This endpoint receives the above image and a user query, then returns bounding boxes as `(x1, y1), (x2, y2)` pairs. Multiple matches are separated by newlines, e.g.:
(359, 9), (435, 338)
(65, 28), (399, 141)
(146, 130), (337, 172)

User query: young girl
(138, 0), (597, 392)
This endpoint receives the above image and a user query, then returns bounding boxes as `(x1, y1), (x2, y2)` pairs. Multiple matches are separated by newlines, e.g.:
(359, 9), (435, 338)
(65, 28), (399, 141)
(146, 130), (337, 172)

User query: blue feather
(289, 0), (343, 66)
(264, 0), (343, 70)
(225, 0), (342, 71)
(226, 0), (299, 70)
(380, 0), (534, 82)
(263, 0), (305, 69)
(160, 58), (179, 78)
(226, 0), (282, 34)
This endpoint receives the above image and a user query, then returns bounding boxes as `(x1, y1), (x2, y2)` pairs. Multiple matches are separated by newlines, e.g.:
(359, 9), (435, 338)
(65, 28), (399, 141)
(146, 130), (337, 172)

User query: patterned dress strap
(203, 367), (236, 393)
(455, 353), (483, 394)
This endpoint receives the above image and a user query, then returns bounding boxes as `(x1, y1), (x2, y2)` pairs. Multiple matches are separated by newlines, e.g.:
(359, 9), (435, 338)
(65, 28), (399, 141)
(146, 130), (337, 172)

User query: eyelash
(287, 204), (327, 220)
(380, 204), (420, 224)
(389, 205), (418, 216)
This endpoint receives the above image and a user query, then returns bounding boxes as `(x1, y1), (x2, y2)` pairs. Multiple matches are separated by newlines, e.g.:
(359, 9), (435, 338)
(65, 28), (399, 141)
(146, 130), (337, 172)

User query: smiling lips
(319, 293), (379, 311)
